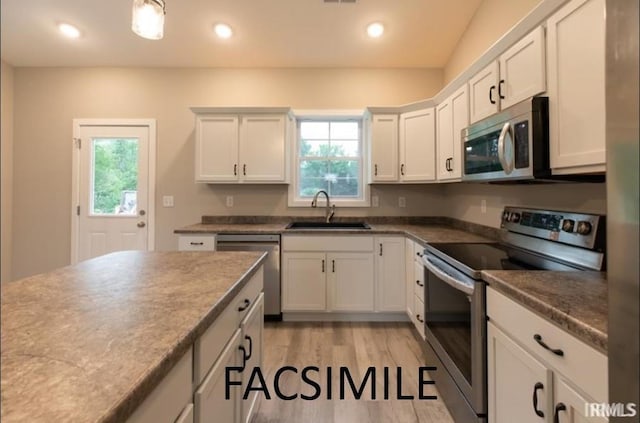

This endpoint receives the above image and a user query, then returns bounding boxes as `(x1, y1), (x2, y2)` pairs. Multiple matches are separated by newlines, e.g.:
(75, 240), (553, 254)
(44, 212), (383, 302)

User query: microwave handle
(498, 122), (515, 175)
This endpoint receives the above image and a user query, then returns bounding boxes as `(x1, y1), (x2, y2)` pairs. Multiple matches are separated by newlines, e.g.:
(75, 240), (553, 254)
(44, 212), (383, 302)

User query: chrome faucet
(311, 190), (335, 223)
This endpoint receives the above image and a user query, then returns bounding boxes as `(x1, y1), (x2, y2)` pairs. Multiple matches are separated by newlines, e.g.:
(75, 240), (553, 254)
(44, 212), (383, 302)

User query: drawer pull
(238, 299), (251, 312)
(553, 403), (566, 423)
(189, 242), (204, 246)
(416, 280), (424, 287)
(244, 335), (253, 360)
(416, 252), (423, 257)
(532, 382), (544, 418)
(533, 334), (564, 356)
(416, 314), (424, 323)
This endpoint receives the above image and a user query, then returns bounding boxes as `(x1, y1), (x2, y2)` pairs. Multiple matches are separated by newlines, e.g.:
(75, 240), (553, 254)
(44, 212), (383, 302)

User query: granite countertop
(1, 250), (267, 423)
(482, 270), (608, 353)
(175, 222), (492, 245)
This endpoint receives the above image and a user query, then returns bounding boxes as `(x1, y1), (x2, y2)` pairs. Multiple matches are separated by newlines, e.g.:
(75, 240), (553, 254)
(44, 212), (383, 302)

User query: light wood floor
(251, 322), (454, 423)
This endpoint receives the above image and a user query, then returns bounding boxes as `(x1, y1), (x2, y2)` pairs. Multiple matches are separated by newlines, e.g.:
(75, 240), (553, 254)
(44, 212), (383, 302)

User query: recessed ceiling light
(367, 22), (384, 38)
(214, 23), (233, 39)
(58, 23), (81, 39)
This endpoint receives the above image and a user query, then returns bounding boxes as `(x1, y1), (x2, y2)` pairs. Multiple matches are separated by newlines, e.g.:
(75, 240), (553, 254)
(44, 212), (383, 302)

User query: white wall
(11, 67), (444, 279)
(1, 60), (14, 283)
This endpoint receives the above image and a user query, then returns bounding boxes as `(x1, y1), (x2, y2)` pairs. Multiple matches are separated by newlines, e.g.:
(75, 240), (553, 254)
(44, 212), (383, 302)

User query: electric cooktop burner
(426, 242), (540, 272)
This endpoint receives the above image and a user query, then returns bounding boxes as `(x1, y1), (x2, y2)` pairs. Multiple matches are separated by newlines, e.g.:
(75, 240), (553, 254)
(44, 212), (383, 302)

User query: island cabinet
(487, 287), (607, 423)
(546, 0), (606, 174)
(193, 108), (292, 183)
(469, 26), (546, 123)
(193, 267), (264, 423)
(404, 239), (425, 339)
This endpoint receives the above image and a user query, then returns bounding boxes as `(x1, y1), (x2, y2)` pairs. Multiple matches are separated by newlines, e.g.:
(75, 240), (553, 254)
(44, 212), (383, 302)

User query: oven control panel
(501, 207), (605, 251)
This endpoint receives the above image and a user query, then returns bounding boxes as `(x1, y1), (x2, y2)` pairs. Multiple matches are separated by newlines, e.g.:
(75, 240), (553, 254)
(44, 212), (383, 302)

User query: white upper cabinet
(436, 84), (468, 181)
(369, 114), (399, 182)
(469, 27), (546, 123)
(239, 115), (286, 182)
(399, 108), (436, 182)
(195, 115), (239, 182)
(546, 0), (606, 174)
(194, 110), (289, 183)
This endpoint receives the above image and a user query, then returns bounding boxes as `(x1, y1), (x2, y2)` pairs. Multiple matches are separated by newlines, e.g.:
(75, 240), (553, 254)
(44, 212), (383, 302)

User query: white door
(328, 252), (375, 312)
(74, 122), (153, 263)
(375, 237), (405, 312)
(239, 115), (286, 182)
(436, 100), (453, 180)
(399, 108), (436, 182)
(469, 61), (500, 123)
(370, 114), (399, 182)
(195, 115), (239, 182)
(281, 252), (327, 311)
(554, 377), (608, 423)
(240, 293), (264, 423)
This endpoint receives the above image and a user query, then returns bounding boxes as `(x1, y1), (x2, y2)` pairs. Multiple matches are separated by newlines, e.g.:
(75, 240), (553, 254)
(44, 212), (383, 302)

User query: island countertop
(1, 250), (267, 423)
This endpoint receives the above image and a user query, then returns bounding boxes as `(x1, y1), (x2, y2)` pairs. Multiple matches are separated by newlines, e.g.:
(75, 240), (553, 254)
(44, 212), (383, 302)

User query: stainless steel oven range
(421, 207), (605, 423)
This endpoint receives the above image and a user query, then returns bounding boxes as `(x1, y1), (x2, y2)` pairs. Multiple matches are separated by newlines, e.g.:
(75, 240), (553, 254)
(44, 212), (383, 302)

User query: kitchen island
(0, 250), (267, 423)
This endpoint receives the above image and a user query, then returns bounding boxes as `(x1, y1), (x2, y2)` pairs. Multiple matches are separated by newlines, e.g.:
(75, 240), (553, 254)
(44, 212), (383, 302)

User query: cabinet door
(405, 238), (416, 318)
(449, 84), (469, 180)
(282, 252), (326, 311)
(195, 115), (239, 182)
(194, 330), (242, 423)
(399, 108), (436, 182)
(239, 115), (286, 182)
(553, 377), (608, 423)
(328, 252), (375, 312)
(370, 114), (399, 182)
(374, 237), (405, 312)
(547, 0), (606, 173)
(487, 322), (553, 423)
(413, 295), (425, 339)
(240, 293), (264, 423)
(469, 61), (500, 123)
(499, 26), (546, 109)
(436, 99), (453, 181)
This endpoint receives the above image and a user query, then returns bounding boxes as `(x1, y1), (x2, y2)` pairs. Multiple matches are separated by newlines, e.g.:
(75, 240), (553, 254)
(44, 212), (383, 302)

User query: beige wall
(11, 67), (444, 279)
(444, 0), (542, 84)
(1, 61), (14, 283)
(443, 182), (607, 228)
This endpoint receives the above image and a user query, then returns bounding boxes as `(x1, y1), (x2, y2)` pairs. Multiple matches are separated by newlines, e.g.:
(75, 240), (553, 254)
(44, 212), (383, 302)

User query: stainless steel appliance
(462, 97), (550, 182)
(216, 234), (281, 320)
(421, 207), (606, 423)
(606, 0), (639, 418)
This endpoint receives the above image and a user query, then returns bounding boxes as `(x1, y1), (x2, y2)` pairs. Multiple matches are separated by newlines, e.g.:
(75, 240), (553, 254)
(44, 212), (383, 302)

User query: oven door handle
(422, 254), (475, 296)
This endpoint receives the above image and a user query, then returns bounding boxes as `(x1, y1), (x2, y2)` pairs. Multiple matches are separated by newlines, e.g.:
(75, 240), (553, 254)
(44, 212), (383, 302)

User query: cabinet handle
(234, 164), (237, 176)
(238, 346), (247, 372)
(416, 314), (424, 323)
(416, 251), (423, 258)
(243, 164), (247, 176)
(244, 335), (253, 360)
(322, 259), (325, 273)
(533, 334), (564, 356)
(374, 164), (378, 176)
(190, 242), (204, 246)
(498, 79), (505, 99)
(532, 382), (545, 418)
(332, 260), (335, 273)
(416, 280), (424, 287)
(238, 299), (251, 312)
(445, 158), (449, 171)
(400, 164), (405, 176)
(553, 403), (566, 423)
(489, 86), (496, 104)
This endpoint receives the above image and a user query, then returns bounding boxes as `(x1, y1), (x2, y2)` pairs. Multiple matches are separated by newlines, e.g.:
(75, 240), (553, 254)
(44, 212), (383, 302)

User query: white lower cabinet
(487, 287), (608, 423)
(330, 253), (375, 311)
(404, 238), (416, 320)
(195, 330), (242, 423)
(240, 293), (264, 423)
(178, 235), (216, 251)
(281, 252), (327, 311)
(405, 239), (426, 338)
(374, 236), (405, 312)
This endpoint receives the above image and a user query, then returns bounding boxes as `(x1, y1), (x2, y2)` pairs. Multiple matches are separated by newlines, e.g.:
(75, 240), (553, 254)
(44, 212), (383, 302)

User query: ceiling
(0, 0), (483, 68)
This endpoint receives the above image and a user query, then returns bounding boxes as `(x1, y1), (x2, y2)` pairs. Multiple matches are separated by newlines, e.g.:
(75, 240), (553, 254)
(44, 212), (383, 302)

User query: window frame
(288, 110), (370, 207)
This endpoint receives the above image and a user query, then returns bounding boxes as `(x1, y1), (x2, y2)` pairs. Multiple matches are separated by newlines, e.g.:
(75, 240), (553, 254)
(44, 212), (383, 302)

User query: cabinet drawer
(282, 235), (373, 252)
(175, 404), (194, 423)
(178, 235), (216, 251)
(414, 261), (425, 301)
(127, 348), (193, 423)
(413, 241), (425, 263)
(194, 267), (263, 385)
(487, 287), (607, 402)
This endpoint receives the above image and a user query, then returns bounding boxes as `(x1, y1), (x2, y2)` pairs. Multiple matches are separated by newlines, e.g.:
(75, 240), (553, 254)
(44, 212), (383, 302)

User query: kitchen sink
(285, 221), (371, 230)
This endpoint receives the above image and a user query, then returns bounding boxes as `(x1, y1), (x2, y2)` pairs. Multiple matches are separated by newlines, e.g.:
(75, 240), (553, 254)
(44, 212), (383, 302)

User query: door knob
(137, 222), (146, 228)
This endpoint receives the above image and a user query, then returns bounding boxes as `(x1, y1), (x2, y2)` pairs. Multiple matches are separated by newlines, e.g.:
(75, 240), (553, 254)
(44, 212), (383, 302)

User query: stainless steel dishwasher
(216, 234), (281, 320)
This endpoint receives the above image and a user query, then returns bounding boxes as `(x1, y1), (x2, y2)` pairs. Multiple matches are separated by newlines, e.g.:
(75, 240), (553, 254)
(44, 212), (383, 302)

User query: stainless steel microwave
(462, 97), (549, 182)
